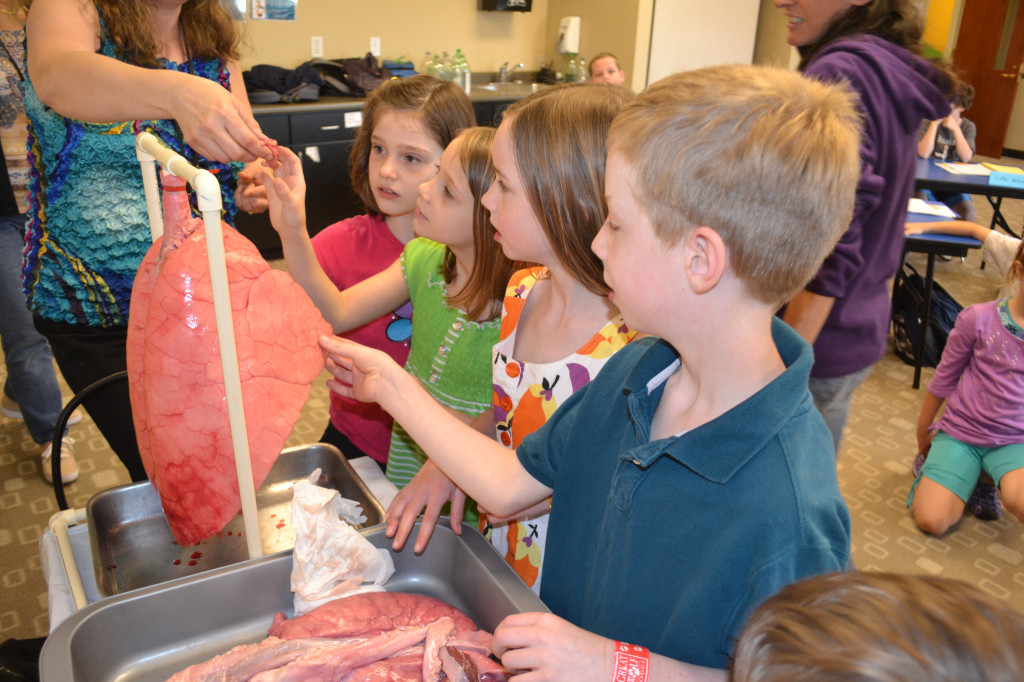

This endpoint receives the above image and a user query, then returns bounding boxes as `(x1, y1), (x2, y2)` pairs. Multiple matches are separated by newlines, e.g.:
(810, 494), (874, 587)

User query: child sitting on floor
(909, 240), (1024, 535)
(731, 571), (1024, 681)
(320, 63), (859, 678)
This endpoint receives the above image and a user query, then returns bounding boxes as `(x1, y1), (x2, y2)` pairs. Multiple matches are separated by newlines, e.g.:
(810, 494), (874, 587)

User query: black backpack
(891, 261), (963, 368)
(243, 62), (323, 103)
(311, 54), (393, 98)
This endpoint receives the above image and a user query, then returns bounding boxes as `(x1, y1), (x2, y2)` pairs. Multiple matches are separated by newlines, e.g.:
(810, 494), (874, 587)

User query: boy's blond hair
(608, 64), (861, 307)
(731, 571), (1024, 682)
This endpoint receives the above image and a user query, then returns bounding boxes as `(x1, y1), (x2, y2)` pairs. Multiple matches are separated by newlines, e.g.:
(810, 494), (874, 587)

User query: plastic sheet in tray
(86, 443), (384, 597)
(41, 524), (546, 682)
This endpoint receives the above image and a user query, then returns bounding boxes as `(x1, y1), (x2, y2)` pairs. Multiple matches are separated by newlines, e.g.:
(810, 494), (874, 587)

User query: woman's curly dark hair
(95, 0), (238, 67)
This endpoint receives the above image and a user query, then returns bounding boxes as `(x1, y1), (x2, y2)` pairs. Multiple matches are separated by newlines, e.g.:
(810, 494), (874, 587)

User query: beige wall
(544, 0), (642, 85)
(236, 0), (551, 74)
(752, 0), (798, 69)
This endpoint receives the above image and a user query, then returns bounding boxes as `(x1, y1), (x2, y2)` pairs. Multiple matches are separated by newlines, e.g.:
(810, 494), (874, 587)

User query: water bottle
(437, 51), (453, 82)
(453, 48), (471, 95)
(565, 54), (579, 83)
(422, 51), (435, 76)
(578, 56), (587, 82)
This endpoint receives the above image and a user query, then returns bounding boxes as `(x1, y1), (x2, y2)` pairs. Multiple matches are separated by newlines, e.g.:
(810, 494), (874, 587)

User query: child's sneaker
(1, 395), (83, 425)
(912, 451), (927, 478)
(41, 437), (79, 485)
(966, 481), (1002, 521)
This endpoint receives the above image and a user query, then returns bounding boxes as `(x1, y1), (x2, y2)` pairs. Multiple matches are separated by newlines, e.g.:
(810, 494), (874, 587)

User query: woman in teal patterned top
(22, 0), (274, 481)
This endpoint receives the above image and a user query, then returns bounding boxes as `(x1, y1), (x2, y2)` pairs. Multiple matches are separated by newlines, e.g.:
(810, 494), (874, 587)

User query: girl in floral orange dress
(385, 83), (638, 594)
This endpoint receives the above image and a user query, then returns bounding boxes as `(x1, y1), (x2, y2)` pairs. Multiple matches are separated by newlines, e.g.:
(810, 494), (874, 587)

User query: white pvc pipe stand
(136, 132), (262, 560)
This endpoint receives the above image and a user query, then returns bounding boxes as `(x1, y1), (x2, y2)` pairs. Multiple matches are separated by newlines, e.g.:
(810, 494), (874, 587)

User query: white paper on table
(907, 198), (958, 218)
(935, 162), (991, 176)
(290, 468), (395, 615)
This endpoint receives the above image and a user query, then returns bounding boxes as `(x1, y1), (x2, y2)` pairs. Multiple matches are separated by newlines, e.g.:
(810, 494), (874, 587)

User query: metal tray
(86, 443), (384, 597)
(41, 524), (546, 682)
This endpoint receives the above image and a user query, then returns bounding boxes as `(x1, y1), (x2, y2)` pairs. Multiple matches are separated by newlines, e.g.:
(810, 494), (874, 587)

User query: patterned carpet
(2, 157), (1023, 644)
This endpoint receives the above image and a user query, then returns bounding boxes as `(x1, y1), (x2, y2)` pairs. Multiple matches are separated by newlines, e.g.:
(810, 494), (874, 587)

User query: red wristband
(612, 641), (649, 682)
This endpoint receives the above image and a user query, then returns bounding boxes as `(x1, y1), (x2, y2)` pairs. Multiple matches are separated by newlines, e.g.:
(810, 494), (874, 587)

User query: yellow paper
(981, 162), (1024, 174)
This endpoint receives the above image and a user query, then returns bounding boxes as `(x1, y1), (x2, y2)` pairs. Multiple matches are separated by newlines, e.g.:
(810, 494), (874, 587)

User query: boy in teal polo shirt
(320, 64), (859, 679)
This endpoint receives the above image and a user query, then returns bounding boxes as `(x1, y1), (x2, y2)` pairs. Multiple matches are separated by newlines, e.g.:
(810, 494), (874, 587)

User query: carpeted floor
(2, 156), (1023, 644)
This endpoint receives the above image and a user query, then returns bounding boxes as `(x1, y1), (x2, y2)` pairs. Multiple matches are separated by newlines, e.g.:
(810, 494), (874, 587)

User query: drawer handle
(319, 124), (341, 131)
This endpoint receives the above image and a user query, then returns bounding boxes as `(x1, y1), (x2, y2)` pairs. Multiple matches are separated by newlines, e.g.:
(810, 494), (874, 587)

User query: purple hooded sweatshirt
(802, 35), (949, 378)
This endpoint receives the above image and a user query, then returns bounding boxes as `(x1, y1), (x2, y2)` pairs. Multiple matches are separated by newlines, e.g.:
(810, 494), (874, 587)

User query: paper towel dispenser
(558, 16), (581, 54)
(480, 0), (532, 11)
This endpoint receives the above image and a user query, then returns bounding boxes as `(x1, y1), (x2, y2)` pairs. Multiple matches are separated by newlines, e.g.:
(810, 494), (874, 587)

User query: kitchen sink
(473, 81), (550, 96)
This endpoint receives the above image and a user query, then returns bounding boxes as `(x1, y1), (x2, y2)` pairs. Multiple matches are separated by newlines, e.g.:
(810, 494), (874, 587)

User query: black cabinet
(234, 106), (363, 259)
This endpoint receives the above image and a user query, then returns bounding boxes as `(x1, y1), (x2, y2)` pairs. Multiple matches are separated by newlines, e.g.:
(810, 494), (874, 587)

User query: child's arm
(264, 149), (409, 333)
(944, 115), (974, 163)
(492, 612), (727, 682)
(916, 391), (946, 454)
(905, 220), (991, 240)
(385, 409), (495, 553)
(781, 290), (834, 344)
(917, 119), (941, 159)
(319, 335), (551, 515)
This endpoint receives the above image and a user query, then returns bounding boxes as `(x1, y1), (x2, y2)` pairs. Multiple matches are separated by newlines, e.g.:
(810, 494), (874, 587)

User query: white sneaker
(1, 395), (83, 425)
(41, 437), (79, 485)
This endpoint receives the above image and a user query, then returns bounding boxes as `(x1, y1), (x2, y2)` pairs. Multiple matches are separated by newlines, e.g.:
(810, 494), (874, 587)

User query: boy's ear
(683, 226), (728, 295)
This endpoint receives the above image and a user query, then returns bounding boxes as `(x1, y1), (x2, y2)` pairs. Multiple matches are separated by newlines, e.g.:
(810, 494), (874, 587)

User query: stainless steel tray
(41, 524), (546, 682)
(86, 443), (384, 597)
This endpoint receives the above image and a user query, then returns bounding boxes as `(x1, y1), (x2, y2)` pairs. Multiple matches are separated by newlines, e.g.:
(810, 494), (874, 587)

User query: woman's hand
(493, 612), (613, 681)
(263, 147), (309, 238)
(234, 161), (269, 214)
(385, 459), (467, 553)
(169, 75), (272, 164)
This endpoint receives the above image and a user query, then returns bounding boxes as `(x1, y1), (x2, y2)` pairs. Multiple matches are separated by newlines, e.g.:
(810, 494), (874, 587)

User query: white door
(646, 0), (760, 86)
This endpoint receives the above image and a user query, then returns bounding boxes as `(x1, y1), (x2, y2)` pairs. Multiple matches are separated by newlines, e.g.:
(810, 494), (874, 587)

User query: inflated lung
(127, 173), (330, 547)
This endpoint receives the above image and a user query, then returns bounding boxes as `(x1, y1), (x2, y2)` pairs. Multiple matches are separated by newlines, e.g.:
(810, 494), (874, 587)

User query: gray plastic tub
(86, 443), (385, 597)
(40, 524), (546, 681)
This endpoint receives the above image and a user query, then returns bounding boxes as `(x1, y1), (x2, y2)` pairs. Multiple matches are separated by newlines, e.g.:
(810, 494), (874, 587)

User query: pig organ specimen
(127, 173), (330, 546)
(167, 593), (508, 681)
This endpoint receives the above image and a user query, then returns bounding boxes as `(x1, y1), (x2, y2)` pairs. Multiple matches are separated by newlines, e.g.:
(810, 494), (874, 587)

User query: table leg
(913, 254), (937, 390)
(987, 195), (1020, 238)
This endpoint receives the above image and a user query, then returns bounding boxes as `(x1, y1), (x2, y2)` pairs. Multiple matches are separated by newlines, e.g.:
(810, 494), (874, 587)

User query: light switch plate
(370, 37), (381, 57)
(311, 36), (324, 58)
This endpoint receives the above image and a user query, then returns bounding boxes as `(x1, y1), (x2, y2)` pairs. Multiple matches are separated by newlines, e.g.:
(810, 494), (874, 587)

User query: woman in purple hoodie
(775, 0), (956, 450)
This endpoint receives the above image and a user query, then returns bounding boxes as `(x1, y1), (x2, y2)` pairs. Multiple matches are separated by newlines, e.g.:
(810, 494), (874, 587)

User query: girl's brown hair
(1006, 238), (1024, 291)
(95, 0), (238, 66)
(443, 126), (525, 322)
(350, 75), (476, 217)
(501, 83), (634, 296)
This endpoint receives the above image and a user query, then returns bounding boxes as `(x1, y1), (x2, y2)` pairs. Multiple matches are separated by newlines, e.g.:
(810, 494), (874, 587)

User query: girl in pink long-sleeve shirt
(909, 240), (1024, 535)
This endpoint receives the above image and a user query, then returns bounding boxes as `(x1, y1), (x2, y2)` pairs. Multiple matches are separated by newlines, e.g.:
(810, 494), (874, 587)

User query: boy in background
(321, 64), (859, 679)
(588, 51), (626, 85)
(917, 83), (978, 222)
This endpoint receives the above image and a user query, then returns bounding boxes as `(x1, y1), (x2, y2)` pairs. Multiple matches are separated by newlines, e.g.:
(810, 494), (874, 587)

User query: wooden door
(953, 0), (1024, 157)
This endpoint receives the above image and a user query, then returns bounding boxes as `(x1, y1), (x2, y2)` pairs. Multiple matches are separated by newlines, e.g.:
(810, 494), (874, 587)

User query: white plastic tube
(135, 132), (262, 560)
(48, 509), (89, 611)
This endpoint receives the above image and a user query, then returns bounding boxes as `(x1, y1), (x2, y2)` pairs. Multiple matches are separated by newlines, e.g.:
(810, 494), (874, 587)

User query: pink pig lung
(127, 185), (330, 547)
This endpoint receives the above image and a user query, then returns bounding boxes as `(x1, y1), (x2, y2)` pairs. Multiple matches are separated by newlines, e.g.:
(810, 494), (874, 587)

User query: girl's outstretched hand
(385, 459), (467, 554)
(263, 147), (308, 238)
(319, 335), (402, 407)
(493, 612), (613, 682)
(235, 161), (269, 215)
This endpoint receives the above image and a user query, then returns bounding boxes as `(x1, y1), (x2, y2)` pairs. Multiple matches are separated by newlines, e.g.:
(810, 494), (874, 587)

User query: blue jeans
(809, 365), (873, 454)
(0, 213), (65, 444)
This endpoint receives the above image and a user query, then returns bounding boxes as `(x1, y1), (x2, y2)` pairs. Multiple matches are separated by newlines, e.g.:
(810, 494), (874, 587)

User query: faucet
(498, 62), (525, 84)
